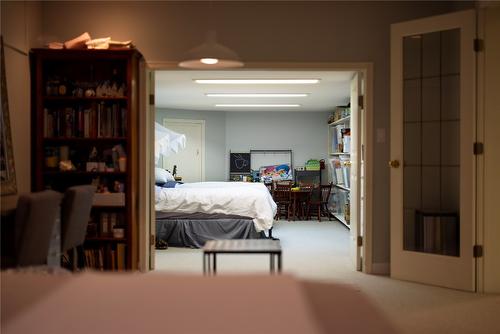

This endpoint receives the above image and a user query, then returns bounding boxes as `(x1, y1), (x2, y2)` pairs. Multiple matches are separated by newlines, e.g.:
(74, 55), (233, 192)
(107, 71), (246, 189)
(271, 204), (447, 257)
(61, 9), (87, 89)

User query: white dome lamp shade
(178, 31), (244, 69)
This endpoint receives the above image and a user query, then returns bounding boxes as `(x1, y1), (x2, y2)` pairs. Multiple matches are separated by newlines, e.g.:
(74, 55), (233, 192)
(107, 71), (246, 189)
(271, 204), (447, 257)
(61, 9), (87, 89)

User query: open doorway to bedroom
(144, 64), (373, 278)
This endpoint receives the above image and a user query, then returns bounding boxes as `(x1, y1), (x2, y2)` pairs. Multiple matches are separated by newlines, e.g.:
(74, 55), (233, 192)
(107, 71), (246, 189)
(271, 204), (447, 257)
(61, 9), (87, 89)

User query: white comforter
(155, 182), (277, 232)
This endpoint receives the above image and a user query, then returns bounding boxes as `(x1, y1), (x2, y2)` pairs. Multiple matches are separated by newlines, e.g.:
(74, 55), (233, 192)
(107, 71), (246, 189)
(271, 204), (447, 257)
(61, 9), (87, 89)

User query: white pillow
(155, 168), (175, 183)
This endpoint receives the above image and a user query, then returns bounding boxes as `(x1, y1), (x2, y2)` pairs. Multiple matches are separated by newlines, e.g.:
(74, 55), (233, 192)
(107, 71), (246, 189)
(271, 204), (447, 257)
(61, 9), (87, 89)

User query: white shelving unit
(328, 107), (351, 229)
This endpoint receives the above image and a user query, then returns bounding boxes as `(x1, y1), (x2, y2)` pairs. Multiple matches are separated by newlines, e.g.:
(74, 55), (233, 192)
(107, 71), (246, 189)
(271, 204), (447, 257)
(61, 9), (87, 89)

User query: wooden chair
(295, 184), (314, 220)
(308, 183), (333, 221)
(272, 181), (293, 221)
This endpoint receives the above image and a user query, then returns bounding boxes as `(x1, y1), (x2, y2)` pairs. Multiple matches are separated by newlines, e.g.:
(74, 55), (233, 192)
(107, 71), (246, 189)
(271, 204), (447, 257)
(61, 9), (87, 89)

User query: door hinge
(473, 142), (484, 155)
(150, 234), (155, 246)
(473, 245), (483, 258)
(473, 38), (484, 52)
(149, 94), (155, 105)
(358, 95), (364, 109)
(357, 236), (363, 247)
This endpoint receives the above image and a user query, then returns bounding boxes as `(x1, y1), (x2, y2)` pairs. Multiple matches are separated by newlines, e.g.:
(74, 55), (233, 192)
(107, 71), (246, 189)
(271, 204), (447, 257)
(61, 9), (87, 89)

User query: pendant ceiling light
(178, 30), (244, 69)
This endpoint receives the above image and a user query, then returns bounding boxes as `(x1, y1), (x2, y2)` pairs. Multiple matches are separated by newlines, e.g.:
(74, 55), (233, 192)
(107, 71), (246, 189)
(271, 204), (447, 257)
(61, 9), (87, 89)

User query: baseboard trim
(371, 262), (390, 275)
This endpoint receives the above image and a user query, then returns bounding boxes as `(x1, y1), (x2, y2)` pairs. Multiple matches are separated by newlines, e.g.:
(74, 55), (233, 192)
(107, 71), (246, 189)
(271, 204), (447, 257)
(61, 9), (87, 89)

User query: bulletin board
(250, 150), (293, 171)
(229, 152), (251, 174)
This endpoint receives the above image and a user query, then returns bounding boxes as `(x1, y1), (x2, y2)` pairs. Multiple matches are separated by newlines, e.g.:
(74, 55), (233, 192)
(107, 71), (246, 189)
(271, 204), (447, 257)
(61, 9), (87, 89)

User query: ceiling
(155, 70), (353, 112)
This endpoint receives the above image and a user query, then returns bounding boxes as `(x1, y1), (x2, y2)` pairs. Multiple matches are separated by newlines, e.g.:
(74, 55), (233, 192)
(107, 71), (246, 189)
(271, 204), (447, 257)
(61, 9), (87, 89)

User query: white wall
(1, 1), (42, 209)
(6, 0), (474, 265)
(155, 108), (226, 181)
(225, 111), (330, 180)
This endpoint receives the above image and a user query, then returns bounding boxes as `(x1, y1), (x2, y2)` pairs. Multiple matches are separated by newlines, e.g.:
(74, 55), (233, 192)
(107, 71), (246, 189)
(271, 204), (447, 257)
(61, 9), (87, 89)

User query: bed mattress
(155, 182), (277, 232)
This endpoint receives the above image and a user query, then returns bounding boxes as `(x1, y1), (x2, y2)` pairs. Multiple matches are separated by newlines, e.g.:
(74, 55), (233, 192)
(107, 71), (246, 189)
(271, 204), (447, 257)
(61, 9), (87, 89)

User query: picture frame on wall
(0, 36), (17, 196)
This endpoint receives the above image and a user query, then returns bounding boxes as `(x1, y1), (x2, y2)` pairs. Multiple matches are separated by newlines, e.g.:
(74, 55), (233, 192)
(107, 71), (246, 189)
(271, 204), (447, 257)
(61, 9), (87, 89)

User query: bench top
(203, 239), (282, 253)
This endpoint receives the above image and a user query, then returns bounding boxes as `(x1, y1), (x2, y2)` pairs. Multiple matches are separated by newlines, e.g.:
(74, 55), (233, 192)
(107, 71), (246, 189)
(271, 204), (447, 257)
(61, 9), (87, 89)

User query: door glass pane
(402, 29), (460, 256)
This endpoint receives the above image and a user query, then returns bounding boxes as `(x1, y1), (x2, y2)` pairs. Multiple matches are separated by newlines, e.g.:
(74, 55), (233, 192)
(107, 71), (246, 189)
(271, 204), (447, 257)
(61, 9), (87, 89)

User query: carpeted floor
(155, 220), (500, 334)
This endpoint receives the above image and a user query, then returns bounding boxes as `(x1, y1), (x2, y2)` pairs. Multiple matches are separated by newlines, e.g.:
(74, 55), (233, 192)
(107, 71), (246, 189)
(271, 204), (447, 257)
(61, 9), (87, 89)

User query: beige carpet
(155, 220), (500, 334)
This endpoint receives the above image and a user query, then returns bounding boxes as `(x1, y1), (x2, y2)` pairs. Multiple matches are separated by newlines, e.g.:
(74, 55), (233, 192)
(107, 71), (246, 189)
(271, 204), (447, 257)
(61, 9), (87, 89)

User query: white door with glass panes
(390, 10), (476, 291)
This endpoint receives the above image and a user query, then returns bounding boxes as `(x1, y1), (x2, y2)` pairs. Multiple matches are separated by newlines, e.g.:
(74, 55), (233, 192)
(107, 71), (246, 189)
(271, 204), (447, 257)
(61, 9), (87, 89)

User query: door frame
(138, 61), (374, 273)
(390, 10), (476, 290)
(162, 118), (206, 182)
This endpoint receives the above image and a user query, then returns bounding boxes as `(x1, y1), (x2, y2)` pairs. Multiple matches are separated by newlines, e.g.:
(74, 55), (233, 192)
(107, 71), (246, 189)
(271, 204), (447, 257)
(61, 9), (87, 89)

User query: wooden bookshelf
(30, 49), (143, 271)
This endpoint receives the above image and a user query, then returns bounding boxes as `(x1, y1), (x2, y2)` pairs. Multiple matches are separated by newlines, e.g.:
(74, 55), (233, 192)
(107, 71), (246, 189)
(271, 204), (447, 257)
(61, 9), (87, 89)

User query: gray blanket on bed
(156, 212), (264, 248)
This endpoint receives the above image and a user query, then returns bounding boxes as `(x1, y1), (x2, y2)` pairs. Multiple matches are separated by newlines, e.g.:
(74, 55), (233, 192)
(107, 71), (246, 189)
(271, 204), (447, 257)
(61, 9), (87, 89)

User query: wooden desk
(203, 239), (282, 275)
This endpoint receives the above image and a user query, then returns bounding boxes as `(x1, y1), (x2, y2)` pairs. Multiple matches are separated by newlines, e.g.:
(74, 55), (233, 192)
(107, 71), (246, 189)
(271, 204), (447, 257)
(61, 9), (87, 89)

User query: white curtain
(154, 122), (186, 164)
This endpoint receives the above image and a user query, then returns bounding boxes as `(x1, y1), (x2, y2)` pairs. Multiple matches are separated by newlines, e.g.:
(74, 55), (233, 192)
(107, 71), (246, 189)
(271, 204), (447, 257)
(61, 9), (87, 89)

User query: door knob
(388, 160), (400, 168)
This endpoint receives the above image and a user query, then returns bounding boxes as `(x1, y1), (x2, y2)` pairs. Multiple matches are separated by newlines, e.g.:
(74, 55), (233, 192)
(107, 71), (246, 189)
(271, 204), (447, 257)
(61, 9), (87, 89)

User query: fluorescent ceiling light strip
(195, 79), (320, 84)
(206, 93), (309, 97)
(215, 104), (301, 107)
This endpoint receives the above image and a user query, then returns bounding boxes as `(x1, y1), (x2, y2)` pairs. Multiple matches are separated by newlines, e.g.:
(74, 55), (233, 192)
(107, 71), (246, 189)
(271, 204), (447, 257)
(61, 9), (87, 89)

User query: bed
(155, 182), (277, 248)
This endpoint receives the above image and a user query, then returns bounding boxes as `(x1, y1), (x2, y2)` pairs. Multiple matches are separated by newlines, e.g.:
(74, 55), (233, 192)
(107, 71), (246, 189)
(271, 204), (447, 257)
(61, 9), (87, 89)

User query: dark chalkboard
(230, 153), (251, 173)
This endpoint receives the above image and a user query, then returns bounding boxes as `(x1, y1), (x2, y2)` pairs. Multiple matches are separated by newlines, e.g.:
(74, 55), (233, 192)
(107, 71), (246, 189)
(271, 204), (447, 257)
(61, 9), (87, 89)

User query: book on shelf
(83, 244), (126, 271)
(330, 124), (351, 153)
(116, 243), (126, 271)
(329, 157), (350, 188)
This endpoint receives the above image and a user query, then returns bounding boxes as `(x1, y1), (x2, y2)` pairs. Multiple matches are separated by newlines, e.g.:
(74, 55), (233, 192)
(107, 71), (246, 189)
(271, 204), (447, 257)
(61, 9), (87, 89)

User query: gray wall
(7, 0), (474, 265)
(225, 111), (330, 179)
(156, 108), (226, 181)
(1, 1), (43, 209)
(156, 109), (329, 182)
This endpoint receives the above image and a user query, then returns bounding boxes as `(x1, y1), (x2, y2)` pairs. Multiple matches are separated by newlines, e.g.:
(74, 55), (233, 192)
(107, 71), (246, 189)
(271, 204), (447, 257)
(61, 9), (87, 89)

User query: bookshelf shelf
(44, 96), (128, 101)
(328, 115), (351, 126)
(332, 213), (351, 230)
(43, 171), (127, 176)
(44, 137), (127, 142)
(334, 184), (350, 191)
(31, 48), (143, 271)
(85, 237), (128, 242)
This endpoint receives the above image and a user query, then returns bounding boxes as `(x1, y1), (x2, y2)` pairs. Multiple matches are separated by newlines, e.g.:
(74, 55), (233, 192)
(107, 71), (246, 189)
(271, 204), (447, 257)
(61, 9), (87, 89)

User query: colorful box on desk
(305, 159), (320, 171)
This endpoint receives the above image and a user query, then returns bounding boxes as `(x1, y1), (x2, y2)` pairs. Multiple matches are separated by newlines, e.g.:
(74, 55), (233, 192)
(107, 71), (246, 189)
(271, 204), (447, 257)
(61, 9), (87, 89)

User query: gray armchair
(14, 190), (63, 267)
(60, 185), (95, 271)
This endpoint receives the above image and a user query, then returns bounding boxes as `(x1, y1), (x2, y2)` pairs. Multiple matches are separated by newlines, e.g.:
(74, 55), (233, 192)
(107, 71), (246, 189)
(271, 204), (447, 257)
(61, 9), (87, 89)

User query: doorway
(139, 63), (374, 274)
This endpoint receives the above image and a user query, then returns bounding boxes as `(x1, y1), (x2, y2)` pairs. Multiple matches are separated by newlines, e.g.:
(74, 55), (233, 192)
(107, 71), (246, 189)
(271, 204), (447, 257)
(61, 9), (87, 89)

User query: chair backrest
(60, 185), (96, 252)
(273, 182), (292, 202)
(320, 183), (333, 203)
(299, 184), (314, 201)
(15, 190), (63, 267)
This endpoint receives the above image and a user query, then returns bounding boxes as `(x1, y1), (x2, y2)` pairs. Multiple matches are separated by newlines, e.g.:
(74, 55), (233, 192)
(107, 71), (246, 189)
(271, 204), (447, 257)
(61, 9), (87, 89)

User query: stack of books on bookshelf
(83, 244), (127, 271)
(43, 103), (127, 138)
(330, 125), (351, 153)
(330, 157), (351, 189)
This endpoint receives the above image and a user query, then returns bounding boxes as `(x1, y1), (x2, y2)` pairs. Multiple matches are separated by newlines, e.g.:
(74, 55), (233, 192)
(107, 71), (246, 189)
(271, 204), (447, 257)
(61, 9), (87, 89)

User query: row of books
(328, 106), (351, 124)
(83, 244), (126, 271)
(330, 125), (351, 153)
(86, 211), (126, 238)
(330, 157), (351, 188)
(43, 103), (127, 138)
